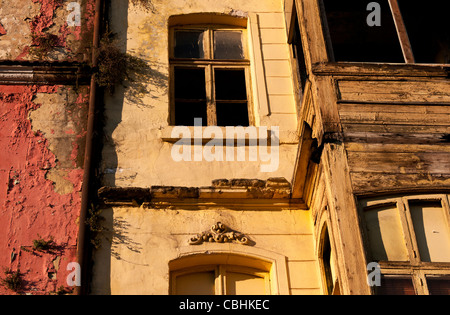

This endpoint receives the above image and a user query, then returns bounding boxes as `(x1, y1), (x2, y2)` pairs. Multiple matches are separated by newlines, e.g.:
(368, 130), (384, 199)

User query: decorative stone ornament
(188, 222), (250, 245)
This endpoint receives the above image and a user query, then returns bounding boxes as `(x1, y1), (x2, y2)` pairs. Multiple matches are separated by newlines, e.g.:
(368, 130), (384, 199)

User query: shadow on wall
(124, 56), (168, 108)
(100, 0), (167, 187)
(110, 217), (144, 261)
(90, 208), (145, 295)
(91, 1), (168, 293)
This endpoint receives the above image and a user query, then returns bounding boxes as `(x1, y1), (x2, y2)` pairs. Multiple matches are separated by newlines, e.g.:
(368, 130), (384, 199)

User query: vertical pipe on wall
(75, 0), (102, 295)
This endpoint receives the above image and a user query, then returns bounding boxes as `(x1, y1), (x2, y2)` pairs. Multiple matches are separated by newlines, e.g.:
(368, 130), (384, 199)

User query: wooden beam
(291, 122), (314, 199)
(388, 0), (415, 63)
(0, 64), (91, 85)
(321, 143), (371, 294)
(312, 62), (450, 78)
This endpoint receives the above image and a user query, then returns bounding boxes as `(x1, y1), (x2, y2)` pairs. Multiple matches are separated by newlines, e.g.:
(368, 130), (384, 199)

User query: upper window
(322, 0), (450, 64)
(288, 3), (308, 98)
(169, 25), (252, 126)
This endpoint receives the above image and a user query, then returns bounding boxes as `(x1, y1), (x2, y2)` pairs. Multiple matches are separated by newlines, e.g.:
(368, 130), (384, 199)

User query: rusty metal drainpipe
(75, 0), (102, 295)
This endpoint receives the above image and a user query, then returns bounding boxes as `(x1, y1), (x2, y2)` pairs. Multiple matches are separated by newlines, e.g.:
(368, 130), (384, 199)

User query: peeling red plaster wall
(0, 85), (89, 295)
(12, 0), (96, 62)
(0, 0), (96, 295)
(30, 0), (61, 33)
(0, 23), (6, 36)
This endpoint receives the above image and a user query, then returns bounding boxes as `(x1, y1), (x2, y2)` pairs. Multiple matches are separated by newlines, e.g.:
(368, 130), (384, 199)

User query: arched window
(319, 225), (339, 295)
(168, 251), (285, 295)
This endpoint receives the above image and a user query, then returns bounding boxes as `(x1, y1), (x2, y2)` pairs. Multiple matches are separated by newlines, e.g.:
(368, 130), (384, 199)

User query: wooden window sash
(171, 64), (251, 126)
(170, 26), (252, 126)
(379, 267), (450, 295)
(402, 196), (450, 264)
(359, 198), (411, 263)
(388, 0), (415, 63)
(360, 195), (450, 265)
(361, 194), (450, 294)
(170, 27), (248, 60)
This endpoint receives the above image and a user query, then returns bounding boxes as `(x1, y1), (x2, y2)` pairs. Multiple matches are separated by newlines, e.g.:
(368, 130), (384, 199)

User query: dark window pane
(215, 69), (247, 100)
(323, 0), (404, 62)
(174, 30), (205, 59)
(214, 31), (244, 59)
(377, 277), (415, 295)
(291, 15), (308, 91)
(398, 0), (450, 63)
(175, 68), (206, 99)
(427, 278), (450, 295)
(322, 229), (335, 295)
(175, 101), (207, 126)
(174, 68), (207, 126)
(216, 102), (249, 126)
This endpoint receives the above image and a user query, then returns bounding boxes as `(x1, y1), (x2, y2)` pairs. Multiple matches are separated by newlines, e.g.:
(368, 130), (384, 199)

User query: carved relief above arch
(188, 221), (251, 245)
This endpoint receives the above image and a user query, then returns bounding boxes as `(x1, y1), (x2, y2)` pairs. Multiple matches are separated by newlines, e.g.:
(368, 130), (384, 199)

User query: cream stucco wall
(90, 205), (321, 295)
(92, 0), (321, 295)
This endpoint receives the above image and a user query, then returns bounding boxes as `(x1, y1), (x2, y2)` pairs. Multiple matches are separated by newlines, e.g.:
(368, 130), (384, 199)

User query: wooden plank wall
(334, 77), (450, 195)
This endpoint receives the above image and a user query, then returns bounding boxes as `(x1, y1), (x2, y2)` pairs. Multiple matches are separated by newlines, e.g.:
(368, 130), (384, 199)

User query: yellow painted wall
(91, 0), (321, 295)
(90, 205), (321, 295)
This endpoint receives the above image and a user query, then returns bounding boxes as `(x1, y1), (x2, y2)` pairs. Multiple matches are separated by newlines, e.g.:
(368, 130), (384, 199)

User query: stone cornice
(97, 178), (307, 209)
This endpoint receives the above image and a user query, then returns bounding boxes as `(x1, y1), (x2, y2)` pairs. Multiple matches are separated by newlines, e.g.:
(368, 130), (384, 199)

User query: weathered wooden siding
(337, 80), (450, 104)
(333, 77), (450, 195)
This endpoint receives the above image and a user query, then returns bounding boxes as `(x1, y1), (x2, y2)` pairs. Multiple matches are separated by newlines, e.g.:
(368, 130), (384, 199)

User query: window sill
(160, 126), (299, 145)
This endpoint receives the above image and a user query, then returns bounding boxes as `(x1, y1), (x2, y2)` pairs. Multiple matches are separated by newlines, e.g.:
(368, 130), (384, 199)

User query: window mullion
(206, 64), (217, 126)
(171, 25), (251, 127)
(400, 197), (421, 264)
(215, 265), (225, 295)
(209, 28), (214, 59)
(204, 29), (216, 126)
(413, 270), (428, 295)
(442, 195), (450, 230)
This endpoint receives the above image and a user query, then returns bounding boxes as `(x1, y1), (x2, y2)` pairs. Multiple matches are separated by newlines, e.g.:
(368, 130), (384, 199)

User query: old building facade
(1, 0), (449, 295)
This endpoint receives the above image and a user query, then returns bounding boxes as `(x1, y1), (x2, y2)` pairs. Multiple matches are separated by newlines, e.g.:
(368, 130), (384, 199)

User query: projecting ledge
(97, 178), (307, 209)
